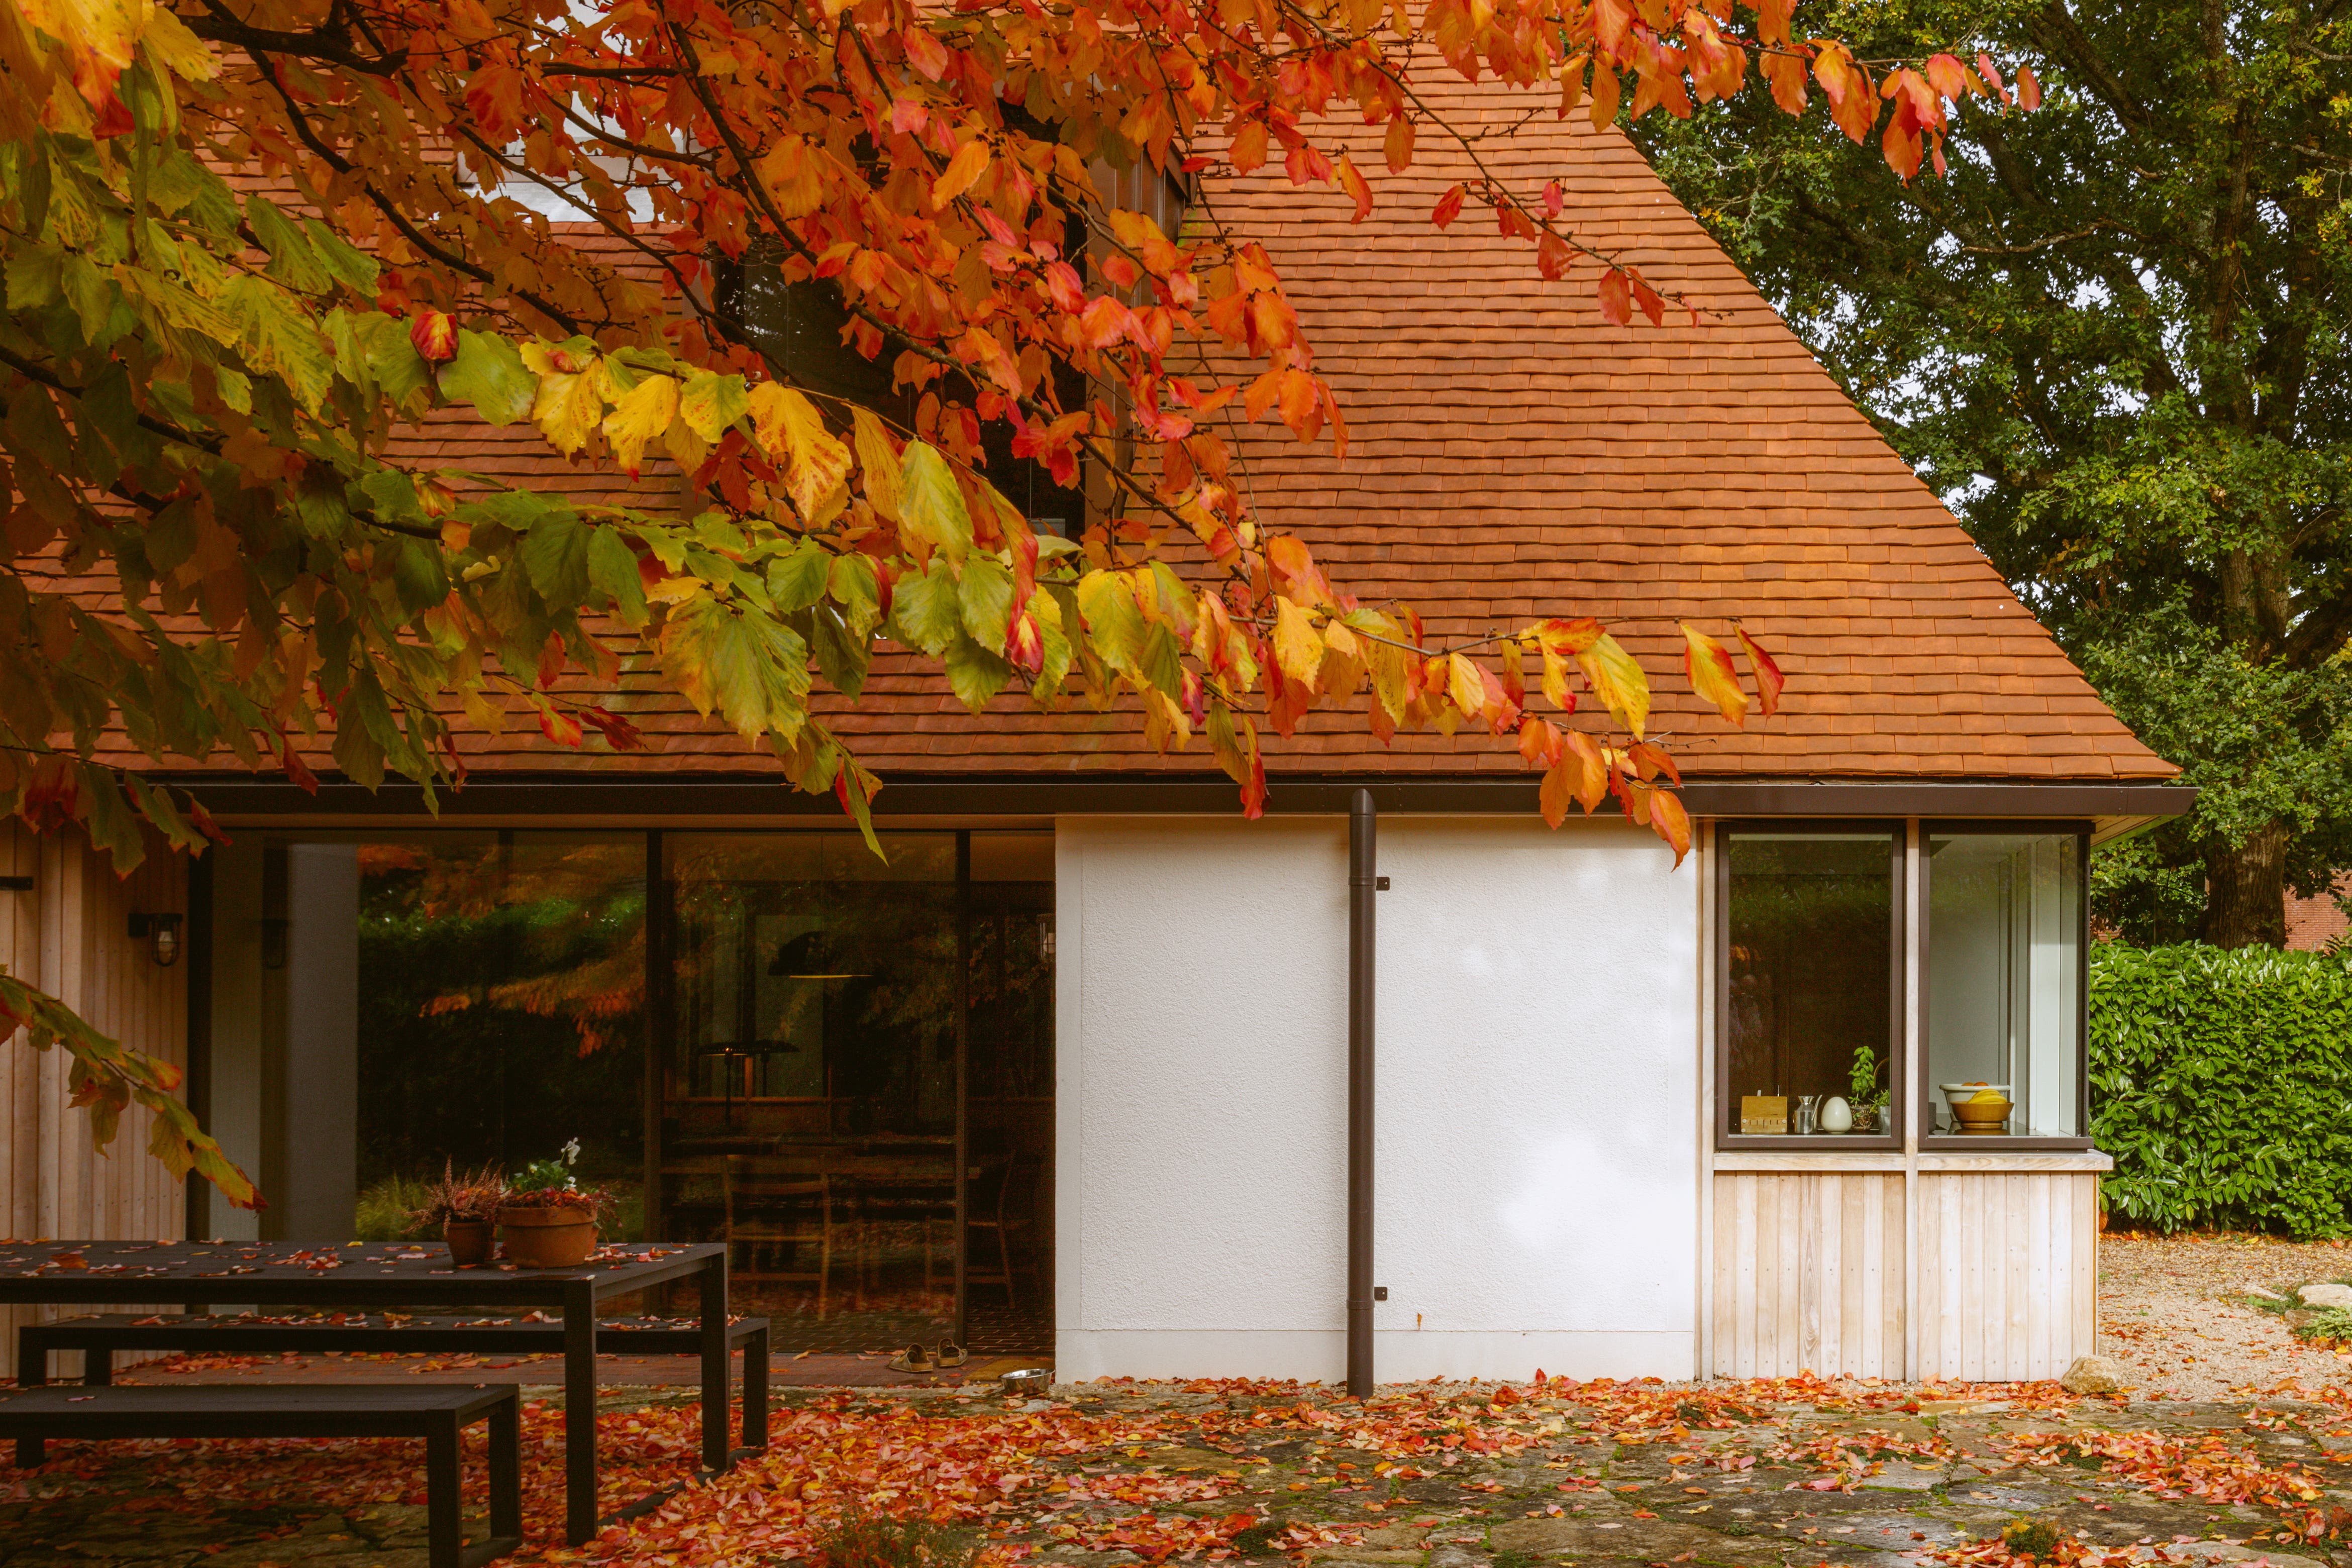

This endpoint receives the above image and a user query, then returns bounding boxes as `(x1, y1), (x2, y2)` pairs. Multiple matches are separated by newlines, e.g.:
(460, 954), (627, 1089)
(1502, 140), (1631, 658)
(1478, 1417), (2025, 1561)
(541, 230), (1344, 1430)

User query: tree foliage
(1636, 0), (2352, 947)
(0, 0), (2013, 1198)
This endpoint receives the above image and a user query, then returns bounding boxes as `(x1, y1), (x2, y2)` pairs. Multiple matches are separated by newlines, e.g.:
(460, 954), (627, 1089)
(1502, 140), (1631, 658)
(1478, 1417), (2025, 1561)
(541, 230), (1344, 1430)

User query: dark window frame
(1712, 819), (1907, 1152)
(1917, 819), (2095, 1152)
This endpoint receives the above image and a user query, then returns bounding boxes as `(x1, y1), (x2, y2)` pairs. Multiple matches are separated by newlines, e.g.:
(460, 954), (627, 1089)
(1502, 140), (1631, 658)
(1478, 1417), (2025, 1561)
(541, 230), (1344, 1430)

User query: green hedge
(2090, 943), (2352, 1237)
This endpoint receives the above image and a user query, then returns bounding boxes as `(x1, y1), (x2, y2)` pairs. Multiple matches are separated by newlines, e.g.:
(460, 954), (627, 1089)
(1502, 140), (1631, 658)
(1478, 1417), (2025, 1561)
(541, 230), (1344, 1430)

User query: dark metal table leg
(427, 1420), (462, 1568)
(743, 1322), (769, 1449)
(17, 1328), (49, 1388)
(698, 1255), (728, 1472)
(489, 1394), (522, 1542)
(563, 1281), (598, 1546)
(84, 1346), (113, 1386)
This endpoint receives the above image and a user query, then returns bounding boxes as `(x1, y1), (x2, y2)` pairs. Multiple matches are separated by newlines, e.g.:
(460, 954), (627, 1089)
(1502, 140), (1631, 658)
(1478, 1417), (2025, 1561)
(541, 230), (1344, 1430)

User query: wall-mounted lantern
(129, 912), (183, 968)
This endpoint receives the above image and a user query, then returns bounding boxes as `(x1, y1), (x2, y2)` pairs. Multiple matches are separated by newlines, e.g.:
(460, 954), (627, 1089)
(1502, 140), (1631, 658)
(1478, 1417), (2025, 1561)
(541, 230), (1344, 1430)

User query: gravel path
(2098, 1230), (2352, 1401)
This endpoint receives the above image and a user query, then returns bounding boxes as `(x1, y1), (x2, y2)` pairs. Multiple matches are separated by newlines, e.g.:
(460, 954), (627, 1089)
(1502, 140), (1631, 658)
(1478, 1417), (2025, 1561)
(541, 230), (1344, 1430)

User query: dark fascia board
(179, 770), (2199, 823)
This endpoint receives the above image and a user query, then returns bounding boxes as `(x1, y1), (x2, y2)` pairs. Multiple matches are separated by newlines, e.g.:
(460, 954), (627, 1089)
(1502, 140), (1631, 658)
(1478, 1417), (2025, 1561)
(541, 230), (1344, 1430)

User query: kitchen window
(1714, 824), (1904, 1145)
(1921, 824), (2089, 1145)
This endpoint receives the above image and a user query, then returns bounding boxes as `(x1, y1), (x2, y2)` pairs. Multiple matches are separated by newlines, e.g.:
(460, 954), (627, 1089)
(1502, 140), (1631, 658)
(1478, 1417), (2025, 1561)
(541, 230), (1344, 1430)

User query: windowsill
(1716, 1134), (1902, 1154)
(1714, 1148), (1907, 1172)
(1918, 1136), (2101, 1157)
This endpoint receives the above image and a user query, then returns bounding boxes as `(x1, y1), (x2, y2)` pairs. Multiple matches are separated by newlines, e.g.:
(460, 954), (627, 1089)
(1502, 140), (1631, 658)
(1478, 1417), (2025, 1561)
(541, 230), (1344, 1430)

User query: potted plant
(407, 1162), (509, 1266)
(495, 1140), (612, 1268)
(1848, 1046), (1889, 1134)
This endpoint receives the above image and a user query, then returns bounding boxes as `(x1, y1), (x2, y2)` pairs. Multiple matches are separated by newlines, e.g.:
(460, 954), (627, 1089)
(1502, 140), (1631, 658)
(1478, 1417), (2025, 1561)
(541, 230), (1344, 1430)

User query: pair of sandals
(887, 1341), (968, 1374)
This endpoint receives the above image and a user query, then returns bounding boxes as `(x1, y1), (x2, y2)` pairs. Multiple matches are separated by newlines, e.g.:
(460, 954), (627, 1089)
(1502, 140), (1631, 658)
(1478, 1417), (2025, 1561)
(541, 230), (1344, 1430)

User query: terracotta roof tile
(103, 86), (2172, 789)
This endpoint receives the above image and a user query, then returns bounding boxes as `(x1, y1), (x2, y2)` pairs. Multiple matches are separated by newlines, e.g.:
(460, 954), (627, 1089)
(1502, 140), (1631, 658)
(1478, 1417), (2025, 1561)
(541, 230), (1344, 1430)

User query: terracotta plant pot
(496, 1206), (598, 1268)
(444, 1218), (495, 1267)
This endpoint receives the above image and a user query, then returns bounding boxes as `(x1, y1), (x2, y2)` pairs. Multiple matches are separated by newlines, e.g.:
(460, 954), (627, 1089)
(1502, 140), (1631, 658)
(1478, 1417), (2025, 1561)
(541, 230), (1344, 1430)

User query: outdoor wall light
(129, 912), (183, 968)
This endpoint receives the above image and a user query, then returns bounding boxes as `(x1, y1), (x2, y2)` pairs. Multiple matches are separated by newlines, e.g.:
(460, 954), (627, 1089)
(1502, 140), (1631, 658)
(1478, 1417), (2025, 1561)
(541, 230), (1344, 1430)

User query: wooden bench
(17, 1312), (770, 1449)
(0, 1382), (521, 1568)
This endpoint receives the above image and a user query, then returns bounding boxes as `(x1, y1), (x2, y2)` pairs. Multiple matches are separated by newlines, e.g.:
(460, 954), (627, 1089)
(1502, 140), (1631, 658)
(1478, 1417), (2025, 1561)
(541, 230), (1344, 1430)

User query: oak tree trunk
(2201, 821), (2289, 949)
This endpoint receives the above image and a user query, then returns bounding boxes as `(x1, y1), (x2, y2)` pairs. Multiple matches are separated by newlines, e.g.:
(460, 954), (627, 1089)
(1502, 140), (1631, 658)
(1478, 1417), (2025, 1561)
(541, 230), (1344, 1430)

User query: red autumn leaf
(2016, 64), (2042, 109)
(1598, 268), (1633, 326)
(410, 309), (458, 363)
(1735, 625), (1786, 717)
(1336, 154), (1373, 222)
(1432, 183), (1467, 228)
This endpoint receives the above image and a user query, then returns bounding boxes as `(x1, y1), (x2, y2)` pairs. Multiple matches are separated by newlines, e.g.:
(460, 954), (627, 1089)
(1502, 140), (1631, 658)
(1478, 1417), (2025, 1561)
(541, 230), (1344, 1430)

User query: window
(1717, 826), (1902, 1142)
(1923, 828), (2086, 1141)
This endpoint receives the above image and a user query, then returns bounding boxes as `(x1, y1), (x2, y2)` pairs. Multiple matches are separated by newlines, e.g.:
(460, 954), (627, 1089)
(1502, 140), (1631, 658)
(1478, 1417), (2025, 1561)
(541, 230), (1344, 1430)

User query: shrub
(810, 1512), (980, 1568)
(2090, 943), (2352, 1237)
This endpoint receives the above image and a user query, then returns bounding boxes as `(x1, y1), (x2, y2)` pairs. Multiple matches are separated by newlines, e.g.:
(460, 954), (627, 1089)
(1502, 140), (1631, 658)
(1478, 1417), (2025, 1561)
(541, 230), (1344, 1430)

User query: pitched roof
(126, 83), (2178, 788)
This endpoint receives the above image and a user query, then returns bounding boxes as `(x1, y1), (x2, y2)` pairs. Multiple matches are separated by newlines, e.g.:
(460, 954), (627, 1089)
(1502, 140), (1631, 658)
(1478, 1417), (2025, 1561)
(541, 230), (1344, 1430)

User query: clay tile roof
(118, 87), (2175, 788)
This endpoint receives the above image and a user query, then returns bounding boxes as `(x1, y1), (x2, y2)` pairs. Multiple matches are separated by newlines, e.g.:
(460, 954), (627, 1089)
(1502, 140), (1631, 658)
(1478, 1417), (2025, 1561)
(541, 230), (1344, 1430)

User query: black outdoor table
(0, 1238), (730, 1545)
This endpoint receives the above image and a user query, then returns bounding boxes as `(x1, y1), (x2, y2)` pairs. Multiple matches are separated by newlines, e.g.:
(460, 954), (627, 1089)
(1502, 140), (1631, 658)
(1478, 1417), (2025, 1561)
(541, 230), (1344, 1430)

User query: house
(0, 79), (2189, 1386)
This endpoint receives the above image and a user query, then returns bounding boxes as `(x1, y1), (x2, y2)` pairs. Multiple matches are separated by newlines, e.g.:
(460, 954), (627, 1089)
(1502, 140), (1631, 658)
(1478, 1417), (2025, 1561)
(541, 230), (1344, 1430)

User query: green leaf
(520, 512), (592, 609)
(767, 542), (832, 612)
(679, 372), (749, 442)
(660, 594), (812, 738)
(959, 553), (1013, 650)
(440, 329), (536, 427)
(18, 137), (51, 240)
(944, 632), (1015, 711)
(60, 252), (118, 344)
(587, 527), (650, 629)
(899, 442), (973, 568)
(246, 195), (329, 293)
(339, 310), (432, 407)
(891, 559), (962, 655)
(6, 244), (61, 310)
(220, 274), (334, 412)
(810, 605), (868, 698)
(302, 217), (378, 294)
(829, 553), (879, 634)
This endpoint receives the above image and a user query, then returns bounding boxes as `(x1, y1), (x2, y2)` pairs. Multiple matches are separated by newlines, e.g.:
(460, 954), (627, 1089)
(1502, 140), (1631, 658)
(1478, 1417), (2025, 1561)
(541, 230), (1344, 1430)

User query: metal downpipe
(1347, 790), (1377, 1399)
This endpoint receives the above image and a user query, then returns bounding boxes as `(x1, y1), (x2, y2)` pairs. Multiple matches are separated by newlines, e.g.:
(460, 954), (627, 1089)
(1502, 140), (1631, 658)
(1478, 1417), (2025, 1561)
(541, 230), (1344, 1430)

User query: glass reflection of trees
(355, 835), (648, 1235)
(1725, 834), (1893, 1129)
(666, 835), (957, 1139)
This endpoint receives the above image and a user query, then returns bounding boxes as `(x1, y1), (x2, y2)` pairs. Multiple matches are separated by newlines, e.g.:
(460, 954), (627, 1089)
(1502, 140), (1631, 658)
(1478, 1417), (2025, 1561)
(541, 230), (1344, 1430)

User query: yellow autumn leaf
(601, 373), (679, 476)
(525, 351), (607, 457)
(746, 382), (851, 520)
(851, 407), (902, 524)
(1271, 596), (1323, 687)
(1680, 622), (1750, 726)
(1577, 631), (1650, 738)
(1447, 652), (1487, 717)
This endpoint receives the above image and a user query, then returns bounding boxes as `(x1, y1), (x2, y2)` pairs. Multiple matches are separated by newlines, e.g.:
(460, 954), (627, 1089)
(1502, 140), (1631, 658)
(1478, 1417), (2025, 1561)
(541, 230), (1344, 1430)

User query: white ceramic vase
(1818, 1095), (1854, 1133)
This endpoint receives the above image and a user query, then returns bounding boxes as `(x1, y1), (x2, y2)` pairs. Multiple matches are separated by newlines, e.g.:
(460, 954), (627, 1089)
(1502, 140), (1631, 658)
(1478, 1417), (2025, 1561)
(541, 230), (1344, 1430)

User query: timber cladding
(1709, 1169), (2098, 1382)
(1712, 1171), (1905, 1380)
(0, 821), (188, 1381)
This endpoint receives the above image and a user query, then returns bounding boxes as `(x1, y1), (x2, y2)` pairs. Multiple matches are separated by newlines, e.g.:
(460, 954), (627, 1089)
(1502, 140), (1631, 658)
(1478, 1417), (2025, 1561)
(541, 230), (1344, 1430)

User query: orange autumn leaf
(1680, 623), (1750, 725)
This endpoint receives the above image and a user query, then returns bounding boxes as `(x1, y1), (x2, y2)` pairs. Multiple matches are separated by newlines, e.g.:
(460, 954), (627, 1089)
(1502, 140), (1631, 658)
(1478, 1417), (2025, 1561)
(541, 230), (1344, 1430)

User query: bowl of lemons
(1938, 1082), (2012, 1134)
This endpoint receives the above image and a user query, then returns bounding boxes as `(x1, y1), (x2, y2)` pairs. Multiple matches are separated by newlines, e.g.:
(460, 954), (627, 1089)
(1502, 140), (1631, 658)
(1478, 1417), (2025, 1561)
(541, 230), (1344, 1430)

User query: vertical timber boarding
(0, 822), (189, 1380)
(1702, 818), (2106, 1383)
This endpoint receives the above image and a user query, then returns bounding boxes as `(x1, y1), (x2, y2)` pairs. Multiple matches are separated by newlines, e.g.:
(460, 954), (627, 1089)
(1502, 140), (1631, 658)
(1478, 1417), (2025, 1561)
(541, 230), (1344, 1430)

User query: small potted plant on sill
(408, 1162), (509, 1266)
(496, 1140), (611, 1268)
(1848, 1046), (1890, 1134)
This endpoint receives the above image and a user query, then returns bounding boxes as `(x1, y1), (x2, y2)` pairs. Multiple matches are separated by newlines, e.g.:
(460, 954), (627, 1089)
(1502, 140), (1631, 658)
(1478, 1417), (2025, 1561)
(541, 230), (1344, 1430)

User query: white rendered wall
(1056, 815), (1700, 1385)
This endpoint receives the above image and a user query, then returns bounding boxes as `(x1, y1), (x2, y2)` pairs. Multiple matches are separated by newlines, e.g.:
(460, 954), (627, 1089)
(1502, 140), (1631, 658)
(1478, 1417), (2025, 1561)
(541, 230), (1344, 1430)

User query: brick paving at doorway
(8, 1375), (2352, 1568)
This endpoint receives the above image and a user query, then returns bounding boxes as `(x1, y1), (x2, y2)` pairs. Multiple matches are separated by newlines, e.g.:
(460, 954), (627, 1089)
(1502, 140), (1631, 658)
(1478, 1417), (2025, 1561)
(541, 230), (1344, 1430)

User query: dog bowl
(999, 1367), (1054, 1397)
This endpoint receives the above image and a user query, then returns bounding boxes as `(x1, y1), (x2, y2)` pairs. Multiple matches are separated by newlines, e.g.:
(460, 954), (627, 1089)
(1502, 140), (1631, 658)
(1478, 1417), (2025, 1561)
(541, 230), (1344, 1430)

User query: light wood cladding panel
(0, 822), (188, 1380)
(1915, 1170), (2096, 1382)
(1710, 1171), (1904, 1378)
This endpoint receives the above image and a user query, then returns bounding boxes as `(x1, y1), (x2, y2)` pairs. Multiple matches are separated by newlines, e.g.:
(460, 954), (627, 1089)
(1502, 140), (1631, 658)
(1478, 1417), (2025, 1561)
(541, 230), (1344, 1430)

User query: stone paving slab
(4, 1383), (2352, 1568)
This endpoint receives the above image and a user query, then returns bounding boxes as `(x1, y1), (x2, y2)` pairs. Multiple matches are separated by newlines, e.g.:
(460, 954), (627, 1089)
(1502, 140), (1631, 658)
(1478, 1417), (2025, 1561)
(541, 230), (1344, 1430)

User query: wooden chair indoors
(722, 1157), (856, 1316)
(962, 1157), (1021, 1307)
